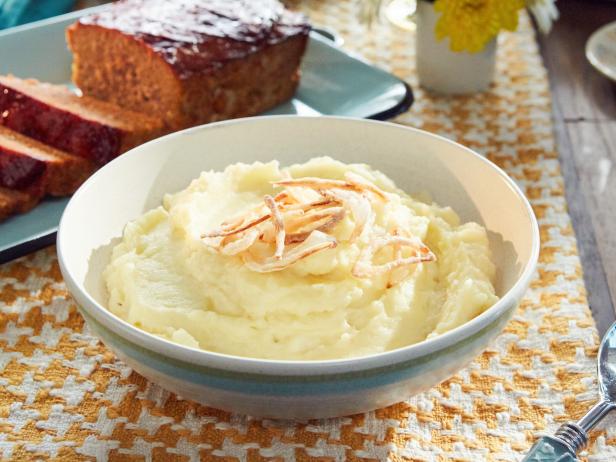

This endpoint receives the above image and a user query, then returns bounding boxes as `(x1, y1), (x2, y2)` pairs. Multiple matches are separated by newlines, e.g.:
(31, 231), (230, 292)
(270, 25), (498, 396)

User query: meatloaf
(0, 75), (164, 165)
(66, 0), (311, 130)
(0, 187), (40, 222)
(0, 125), (93, 197)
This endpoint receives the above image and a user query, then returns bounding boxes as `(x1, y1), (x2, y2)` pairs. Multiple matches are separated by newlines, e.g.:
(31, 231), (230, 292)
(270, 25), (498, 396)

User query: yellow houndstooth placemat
(1, 1), (614, 460)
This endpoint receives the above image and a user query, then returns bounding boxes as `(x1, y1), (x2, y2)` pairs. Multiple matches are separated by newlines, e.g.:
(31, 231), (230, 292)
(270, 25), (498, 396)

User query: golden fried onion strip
(352, 235), (436, 278)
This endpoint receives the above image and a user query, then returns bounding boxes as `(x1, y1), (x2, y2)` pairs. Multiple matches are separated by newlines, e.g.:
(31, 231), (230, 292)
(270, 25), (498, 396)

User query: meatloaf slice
(0, 126), (93, 196)
(0, 75), (164, 165)
(0, 187), (38, 222)
(66, 0), (310, 130)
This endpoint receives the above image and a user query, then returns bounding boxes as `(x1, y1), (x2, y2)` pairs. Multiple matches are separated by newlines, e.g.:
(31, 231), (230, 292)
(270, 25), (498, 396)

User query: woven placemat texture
(1, 1), (614, 461)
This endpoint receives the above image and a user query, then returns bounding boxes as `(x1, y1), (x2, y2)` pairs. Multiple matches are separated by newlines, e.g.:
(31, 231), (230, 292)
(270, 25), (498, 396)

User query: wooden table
(537, 0), (616, 336)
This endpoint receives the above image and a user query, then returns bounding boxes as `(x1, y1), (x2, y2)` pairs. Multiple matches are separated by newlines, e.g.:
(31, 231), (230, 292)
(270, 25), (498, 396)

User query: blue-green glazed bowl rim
(57, 116), (540, 378)
(79, 304), (512, 395)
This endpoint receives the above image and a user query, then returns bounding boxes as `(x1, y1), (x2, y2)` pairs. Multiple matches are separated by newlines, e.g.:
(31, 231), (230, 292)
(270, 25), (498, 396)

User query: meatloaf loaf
(0, 187), (39, 222)
(66, 0), (311, 130)
(0, 125), (93, 197)
(0, 75), (164, 165)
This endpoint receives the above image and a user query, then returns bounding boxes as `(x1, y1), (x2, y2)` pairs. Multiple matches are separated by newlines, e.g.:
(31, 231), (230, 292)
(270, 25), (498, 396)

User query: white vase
(415, 0), (497, 94)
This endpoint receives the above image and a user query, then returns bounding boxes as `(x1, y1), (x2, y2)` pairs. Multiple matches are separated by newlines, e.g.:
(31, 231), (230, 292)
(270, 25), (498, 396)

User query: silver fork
(522, 321), (616, 461)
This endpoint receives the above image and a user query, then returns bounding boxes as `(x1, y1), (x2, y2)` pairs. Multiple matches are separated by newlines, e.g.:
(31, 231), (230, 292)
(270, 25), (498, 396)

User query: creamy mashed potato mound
(104, 157), (498, 360)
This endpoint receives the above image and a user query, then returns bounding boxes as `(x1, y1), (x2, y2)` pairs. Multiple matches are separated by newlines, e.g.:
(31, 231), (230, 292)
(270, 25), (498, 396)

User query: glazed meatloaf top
(76, 0), (311, 78)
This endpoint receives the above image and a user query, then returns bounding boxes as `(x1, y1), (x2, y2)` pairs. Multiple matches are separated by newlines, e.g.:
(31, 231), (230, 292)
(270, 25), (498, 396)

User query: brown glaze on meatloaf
(76, 0), (310, 78)
(67, 0), (310, 130)
(0, 75), (164, 165)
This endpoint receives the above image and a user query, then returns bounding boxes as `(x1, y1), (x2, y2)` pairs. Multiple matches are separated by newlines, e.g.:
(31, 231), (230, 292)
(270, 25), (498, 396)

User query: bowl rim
(57, 115), (540, 376)
(585, 21), (616, 83)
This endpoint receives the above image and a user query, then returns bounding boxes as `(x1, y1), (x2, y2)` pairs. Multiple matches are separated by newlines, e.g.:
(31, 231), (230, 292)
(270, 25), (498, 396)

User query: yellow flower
(434, 0), (525, 53)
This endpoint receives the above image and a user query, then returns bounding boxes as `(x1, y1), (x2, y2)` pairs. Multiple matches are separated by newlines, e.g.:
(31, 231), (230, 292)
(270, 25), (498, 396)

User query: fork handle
(521, 436), (579, 461)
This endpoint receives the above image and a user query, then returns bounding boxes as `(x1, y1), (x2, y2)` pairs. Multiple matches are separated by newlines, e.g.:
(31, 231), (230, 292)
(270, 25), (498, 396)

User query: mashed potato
(104, 157), (498, 360)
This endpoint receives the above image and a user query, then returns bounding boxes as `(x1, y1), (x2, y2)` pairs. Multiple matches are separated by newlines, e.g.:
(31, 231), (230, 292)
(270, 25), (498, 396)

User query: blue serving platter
(0, 6), (413, 264)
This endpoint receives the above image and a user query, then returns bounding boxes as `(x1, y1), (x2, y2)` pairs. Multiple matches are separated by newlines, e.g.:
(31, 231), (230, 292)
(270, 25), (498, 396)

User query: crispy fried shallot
(255, 205), (344, 245)
(286, 206), (345, 234)
(352, 235), (436, 278)
(344, 172), (388, 200)
(264, 195), (285, 259)
(200, 174), (435, 282)
(243, 231), (337, 273)
(220, 228), (260, 256)
(201, 210), (271, 239)
(321, 189), (373, 239)
(283, 206), (346, 245)
(273, 176), (387, 200)
(387, 228), (404, 288)
(285, 186), (323, 204)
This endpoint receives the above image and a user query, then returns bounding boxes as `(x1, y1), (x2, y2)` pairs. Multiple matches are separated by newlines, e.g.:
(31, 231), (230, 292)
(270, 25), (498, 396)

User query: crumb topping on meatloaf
(78, 0), (311, 78)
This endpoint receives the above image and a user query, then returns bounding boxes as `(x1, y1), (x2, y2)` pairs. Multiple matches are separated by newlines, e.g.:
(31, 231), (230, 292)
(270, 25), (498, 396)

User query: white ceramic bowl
(57, 116), (539, 419)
